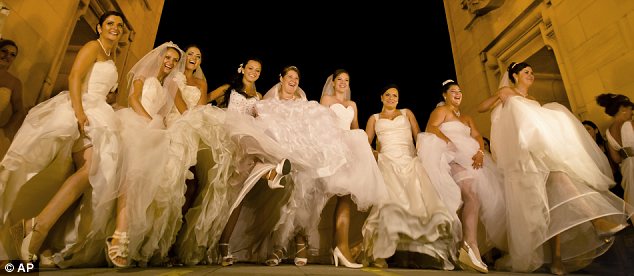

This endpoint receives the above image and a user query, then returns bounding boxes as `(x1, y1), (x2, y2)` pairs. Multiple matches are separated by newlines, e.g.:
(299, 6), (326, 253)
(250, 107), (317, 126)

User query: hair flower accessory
(237, 63), (244, 74)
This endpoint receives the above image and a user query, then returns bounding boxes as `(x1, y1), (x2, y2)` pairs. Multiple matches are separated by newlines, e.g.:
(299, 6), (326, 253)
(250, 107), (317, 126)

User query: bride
(477, 61), (632, 274)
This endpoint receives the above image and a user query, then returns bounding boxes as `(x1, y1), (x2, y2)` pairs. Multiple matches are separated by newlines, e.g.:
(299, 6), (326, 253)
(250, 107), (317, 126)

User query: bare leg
(550, 235), (564, 275)
(181, 166), (198, 216)
(334, 195), (355, 262)
(26, 147), (93, 255)
(219, 203), (242, 255)
(458, 179), (482, 259)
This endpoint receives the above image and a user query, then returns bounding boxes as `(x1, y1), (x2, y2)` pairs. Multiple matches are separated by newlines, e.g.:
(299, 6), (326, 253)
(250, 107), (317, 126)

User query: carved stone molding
(461, 0), (505, 16)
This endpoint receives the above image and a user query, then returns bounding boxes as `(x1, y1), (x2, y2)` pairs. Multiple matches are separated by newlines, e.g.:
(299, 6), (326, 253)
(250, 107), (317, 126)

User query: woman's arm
(350, 101), (359, 129)
(365, 114), (377, 145)
(129, 79), (152, 120)
(424, 107), (451, 143)
(197, 78), (208, 106)
(466, 115), (485, 169)
(207, 83), (230, 103)
(405, 109), (421, 143)
(6, 77), (24, 136)
(68, 40), (99, 133)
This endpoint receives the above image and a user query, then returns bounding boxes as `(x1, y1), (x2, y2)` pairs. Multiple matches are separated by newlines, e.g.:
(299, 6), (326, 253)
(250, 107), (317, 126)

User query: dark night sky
(155, 1), (456, 128)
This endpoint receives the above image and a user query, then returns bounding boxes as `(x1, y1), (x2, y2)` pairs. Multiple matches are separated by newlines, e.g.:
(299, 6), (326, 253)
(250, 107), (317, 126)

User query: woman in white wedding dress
(173, 58), (266, 267)
(319, 69), (387, 268)
(104, 42), (186, 267)
(224, 65), (352, 266)
(0, 11), (124, 268)
(477, 62), (632, 275)
(418, 79), (506, 273)
(362, 84), (457, 270)
(597, 93), (633, 206)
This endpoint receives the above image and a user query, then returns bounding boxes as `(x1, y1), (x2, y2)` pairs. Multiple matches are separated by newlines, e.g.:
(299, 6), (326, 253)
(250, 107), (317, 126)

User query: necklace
(97, 38), (111, 57)
(452, 108), (461, 117)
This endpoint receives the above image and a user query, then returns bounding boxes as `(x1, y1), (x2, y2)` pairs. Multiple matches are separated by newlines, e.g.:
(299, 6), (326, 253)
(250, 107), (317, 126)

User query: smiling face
(381, 87), (399, 108)
(513, 66), (534, 87)
(280, 69), (299, 99)
(443, 84), (462, 107)
(185, 46), (201, 72)
(0, 44), (17, 70)
(243, 60), (262, 83)
(98, 15), (124, 43)
(333, 72), (350, 95)
(159, 47), (181, 77)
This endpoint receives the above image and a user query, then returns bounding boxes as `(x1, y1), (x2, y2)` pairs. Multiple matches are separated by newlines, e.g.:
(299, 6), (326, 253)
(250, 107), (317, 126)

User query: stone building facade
(0, 0), (164, 109)
(443, 0), (634, 136)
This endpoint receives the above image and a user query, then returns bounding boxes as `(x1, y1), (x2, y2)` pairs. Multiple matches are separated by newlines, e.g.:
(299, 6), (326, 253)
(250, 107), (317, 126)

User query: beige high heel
(458, 241), (488, 273)
(105, 231), (130, 268)
(9, 218), (39, 262)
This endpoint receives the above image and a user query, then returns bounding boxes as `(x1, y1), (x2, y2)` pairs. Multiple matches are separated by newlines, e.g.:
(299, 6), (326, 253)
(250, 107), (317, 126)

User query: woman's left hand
(471, 150), (484, 169)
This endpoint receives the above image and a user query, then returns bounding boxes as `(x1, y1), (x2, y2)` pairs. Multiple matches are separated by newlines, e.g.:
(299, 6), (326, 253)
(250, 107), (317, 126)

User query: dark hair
(582, 120), (606, 146)
(596, 93), (634, 116)
(507, 62), (531, 84)
(166, 46), (182, 60)
(0, 39), (18, 56)
(96, 11), (126, 34)
(281, 65), (300, 79)
(332, 69), (349, 81)
(218, 57), (263, 108)
(183, 44), (201, 71)
(380, 83), (399, 96)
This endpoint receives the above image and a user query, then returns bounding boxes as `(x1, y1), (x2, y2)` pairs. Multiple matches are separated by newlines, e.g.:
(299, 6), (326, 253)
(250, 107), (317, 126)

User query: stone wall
(444, 0), (634, 136)
(0, 0), (164, 109)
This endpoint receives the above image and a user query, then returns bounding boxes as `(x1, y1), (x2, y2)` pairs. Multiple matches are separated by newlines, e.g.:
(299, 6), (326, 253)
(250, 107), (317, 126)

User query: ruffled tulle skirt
(172, 105), (236, 265)
(0, 91), (120, 267)
(490, 97), (633, 272)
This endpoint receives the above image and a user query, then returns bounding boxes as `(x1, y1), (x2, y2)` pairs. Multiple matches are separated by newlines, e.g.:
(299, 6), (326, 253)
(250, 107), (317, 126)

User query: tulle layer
(490, 96), (633, 272)
(173, 106), (236, 265)
(0, 91), (120, 267)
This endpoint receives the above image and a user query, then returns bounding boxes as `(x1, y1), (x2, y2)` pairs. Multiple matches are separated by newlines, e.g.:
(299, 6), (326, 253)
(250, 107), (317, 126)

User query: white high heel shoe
(15, 218), (38, 262)
(267, 159), (291, 189)
(333, 247), (362, 268)
(458, 242), (488, 273)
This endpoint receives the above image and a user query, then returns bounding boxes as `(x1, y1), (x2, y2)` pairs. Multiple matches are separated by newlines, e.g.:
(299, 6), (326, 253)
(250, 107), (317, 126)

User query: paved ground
(5, 225), (632, 275)
(34, 265), (588, 276)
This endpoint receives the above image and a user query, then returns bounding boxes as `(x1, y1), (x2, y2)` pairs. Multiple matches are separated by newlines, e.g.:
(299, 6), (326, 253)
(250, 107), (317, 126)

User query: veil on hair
(498, 71), (511, 89)
(263, 83), (307, 101)
(321, 74), (351, 101)
(438, 79), (455, 107)
(126, 41), (186, 116)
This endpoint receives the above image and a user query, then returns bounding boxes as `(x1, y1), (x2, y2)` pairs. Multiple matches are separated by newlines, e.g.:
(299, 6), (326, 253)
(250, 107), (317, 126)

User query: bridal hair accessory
(442, 79), (455, 86)
(510, 62), (518, 70)
(237, 63), (244, 74)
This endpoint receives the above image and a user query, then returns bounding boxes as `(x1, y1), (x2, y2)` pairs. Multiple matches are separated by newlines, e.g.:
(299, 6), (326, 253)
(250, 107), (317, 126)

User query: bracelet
(477, 149), (484, 155)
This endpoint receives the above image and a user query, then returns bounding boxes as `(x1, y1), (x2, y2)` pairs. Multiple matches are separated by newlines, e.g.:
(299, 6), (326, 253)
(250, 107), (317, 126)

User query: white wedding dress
(417, 121), (507, 253)
(490, 96), (632, 272)
(606, 120), (633, 206)
(0, 60), (120, 267)
(362, 110), (457, 270)
(171, 86), (235, 265)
